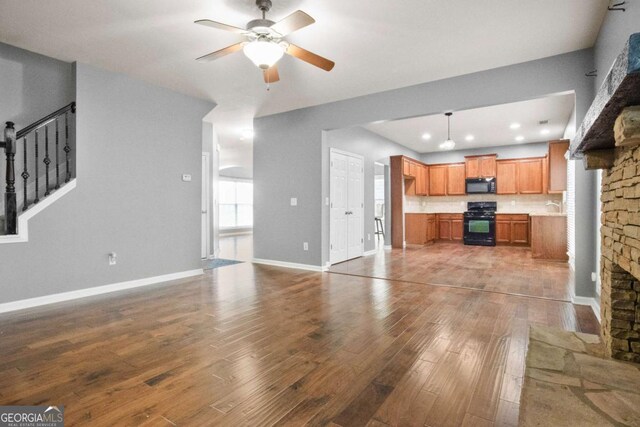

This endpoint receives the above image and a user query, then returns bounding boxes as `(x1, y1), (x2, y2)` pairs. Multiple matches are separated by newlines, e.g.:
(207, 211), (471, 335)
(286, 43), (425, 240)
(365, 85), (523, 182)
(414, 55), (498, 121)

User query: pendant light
(439, 112), (456, 151)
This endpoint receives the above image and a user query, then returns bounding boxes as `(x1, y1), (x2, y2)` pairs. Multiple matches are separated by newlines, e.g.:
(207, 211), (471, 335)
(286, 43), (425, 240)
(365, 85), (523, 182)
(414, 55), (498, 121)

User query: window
(219, 179), (253, 229)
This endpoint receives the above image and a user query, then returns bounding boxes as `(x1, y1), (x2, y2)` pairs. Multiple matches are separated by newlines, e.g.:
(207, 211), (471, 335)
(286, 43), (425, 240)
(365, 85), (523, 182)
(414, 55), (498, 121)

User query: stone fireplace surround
(600, 106), (640, 362)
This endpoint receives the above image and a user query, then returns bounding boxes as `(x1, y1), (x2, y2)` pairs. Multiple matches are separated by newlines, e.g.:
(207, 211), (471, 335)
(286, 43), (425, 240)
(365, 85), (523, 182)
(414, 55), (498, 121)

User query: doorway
(201, 152), (211, 259)
(330, 148), (364, 265)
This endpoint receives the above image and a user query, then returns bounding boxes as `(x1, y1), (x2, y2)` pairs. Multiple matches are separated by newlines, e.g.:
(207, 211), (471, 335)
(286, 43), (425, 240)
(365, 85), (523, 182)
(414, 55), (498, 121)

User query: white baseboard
(0, 179), (77, 244)
(572, 296), (601, 323)
(0, 268), (203, 314)
(384, 245), (392, 250)
(252, 258), (326, 272)
(363, 249), (377, 256)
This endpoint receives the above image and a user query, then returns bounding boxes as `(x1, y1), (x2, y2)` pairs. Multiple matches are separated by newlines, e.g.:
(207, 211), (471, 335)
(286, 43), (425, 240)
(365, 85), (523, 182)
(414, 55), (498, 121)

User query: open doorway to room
(327, 92), (578, 302)
(374, 162), (386, 248)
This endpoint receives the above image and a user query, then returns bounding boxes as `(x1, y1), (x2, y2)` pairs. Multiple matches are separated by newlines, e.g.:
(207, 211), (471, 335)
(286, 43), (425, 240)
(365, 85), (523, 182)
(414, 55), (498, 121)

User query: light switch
(182, 174), (192, 182)
(291, 198), (297, 206)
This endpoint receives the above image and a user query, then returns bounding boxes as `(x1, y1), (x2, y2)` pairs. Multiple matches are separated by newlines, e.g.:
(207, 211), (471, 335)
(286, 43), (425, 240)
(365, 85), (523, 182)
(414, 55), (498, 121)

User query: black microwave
(465, 177), (496, 194)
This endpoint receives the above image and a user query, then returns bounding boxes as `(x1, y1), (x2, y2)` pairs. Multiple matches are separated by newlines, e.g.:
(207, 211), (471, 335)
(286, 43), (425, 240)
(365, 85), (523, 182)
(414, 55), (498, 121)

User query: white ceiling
(0, 0), (607, 160)
(362, 93), (576, 153)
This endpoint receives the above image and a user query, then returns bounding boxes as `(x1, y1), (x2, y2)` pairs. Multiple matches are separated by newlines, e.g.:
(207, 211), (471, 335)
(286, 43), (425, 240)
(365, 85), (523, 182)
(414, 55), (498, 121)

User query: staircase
(1, 103), (76, 237)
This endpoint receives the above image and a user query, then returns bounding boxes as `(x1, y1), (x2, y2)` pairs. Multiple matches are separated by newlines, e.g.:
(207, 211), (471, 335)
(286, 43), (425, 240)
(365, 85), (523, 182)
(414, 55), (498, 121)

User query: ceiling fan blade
(263, 66), (280, 83)
(269, 10), (315, 36)
(196, 42), (244, 62)
(286, 44), (335, 71)
(195, 19), (247, 34)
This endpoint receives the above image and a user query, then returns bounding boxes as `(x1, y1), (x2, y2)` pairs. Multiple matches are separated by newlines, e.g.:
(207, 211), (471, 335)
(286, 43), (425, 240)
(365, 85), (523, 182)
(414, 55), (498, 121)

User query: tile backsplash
(405, 193), (564, 214)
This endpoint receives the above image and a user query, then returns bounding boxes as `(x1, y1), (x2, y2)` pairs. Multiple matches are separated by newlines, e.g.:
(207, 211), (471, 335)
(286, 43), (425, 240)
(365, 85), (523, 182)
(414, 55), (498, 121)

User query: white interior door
(347, 156), (364, 259)
(330, 151), (348, 264)
(330, 149), (364, 265)
(201, 153), (210, 259)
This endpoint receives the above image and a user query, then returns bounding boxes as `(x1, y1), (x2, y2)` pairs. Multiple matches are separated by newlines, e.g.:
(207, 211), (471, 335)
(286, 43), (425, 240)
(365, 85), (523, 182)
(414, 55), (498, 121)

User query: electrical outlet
(291, 198), (297, 206)
(303, 242), (308, 251)
(368, 233), (371, 241)
(511, 200), (516, 206)
(325, 197), (329, 206)
(591, 272), (597, 281)
(108, 252), (117, 266)
(182, 174), (192, 182)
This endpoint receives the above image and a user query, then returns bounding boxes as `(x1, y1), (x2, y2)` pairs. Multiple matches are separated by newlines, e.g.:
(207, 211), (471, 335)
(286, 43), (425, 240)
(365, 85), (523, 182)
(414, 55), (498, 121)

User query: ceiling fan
(194, 0), (335, 84)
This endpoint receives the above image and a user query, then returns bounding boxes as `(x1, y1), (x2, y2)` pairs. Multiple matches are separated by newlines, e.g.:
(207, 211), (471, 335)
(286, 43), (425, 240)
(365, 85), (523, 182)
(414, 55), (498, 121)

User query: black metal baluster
(34, 130), (39, 204)
(64, 112), (71, 183)
(55, 118), (60, 190)
(22, 137), (29, 211)
(44, 126), (51, 196)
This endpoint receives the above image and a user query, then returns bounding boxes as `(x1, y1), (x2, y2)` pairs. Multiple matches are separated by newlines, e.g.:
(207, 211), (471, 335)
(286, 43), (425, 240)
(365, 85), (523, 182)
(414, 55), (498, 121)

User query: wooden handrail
(16, 102), (75, 140)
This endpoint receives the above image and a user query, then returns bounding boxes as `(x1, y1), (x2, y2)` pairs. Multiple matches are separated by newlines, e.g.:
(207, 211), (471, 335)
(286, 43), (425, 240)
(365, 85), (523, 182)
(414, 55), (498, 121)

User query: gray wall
(593, 3), (640, 91)
(254, 47), (597, 298)
(0, 42), (74, 129)
(0, 62), (214, 304)
(421, 141), (549, 164)
(323, 126), (419, 258)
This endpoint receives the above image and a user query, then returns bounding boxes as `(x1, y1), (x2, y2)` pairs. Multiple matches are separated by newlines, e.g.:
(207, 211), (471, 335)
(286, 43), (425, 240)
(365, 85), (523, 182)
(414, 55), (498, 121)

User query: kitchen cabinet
(429, 165), (447, 196)
(465, 155), (497, 178)
(495, 214), (530, 245)
(531, 214), (568, 260)
(405, 213), (427, 245)
(447, 163), (466, 195)
(437, 214), (464, 241)
(517, 158), (544, 194)
(548, 140), (569, 193)
(427, 215), (437, 242)
(496, 161), (518, 194)
(405, 213), (437, 245)
(416, 165), (429, 196)
(403, 159), (419, 178)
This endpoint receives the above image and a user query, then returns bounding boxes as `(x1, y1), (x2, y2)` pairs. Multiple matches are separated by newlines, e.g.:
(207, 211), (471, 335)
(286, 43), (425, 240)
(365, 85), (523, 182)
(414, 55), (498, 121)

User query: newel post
(4, 122), (17, 234)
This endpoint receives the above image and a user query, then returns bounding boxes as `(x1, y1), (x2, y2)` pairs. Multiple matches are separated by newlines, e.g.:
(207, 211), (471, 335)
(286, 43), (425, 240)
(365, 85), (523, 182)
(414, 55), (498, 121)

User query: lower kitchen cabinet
(437, 214), (464, 241)
(405, 214), (437, 245)
(496, 214), (530, 246)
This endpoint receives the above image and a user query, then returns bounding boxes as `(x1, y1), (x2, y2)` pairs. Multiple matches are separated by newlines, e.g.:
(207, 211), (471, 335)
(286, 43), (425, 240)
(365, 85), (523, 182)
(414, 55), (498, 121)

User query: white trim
(0, 179), (77, 244)
(383, 245), (392, 250)
(329, 147), (365, 161)
(363, 249), (377, 256)
(252, 258), (327, 272)
(202, 152), (211, 259)
(0, 268), (203, 314)
(572, 296), (601, 323)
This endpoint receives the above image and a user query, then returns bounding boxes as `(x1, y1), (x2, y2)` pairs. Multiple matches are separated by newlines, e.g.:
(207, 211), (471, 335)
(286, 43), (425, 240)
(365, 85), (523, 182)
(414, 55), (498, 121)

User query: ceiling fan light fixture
(243, 40), (285, 69)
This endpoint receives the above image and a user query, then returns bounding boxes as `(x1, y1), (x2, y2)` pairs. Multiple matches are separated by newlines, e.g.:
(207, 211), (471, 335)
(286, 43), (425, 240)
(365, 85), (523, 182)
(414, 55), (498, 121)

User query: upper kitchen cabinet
(447, 163), (466, 195)
(416, 164), (429, 196)
(429, 165), (447, 196)
(517, 158), (544, 194)
(403, 158), (419, 178)
(465, 154), (497, 178)
(548, 140), (569, 193)
(496, 160), (518, 194)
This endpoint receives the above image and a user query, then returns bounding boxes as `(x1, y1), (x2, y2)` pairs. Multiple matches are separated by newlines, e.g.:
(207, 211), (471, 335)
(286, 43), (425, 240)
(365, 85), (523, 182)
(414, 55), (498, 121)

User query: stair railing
(0, 102), (76, 234)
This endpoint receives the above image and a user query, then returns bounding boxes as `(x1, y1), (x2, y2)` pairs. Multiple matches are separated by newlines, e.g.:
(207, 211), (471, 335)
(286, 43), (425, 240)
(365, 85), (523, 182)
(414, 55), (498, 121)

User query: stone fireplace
(572, 33), (640, 362)
(600, 107), (640, 362)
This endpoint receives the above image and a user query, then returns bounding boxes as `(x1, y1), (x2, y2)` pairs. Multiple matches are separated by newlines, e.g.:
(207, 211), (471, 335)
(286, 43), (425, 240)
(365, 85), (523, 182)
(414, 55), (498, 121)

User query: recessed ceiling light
(540, 129), (550, 135)
(465, 134), (474, 141)
(422, 133), (432, 140)
(510, 123), (521, 130)
(241, 129), (254, 140)
(515, 135), (525, 142)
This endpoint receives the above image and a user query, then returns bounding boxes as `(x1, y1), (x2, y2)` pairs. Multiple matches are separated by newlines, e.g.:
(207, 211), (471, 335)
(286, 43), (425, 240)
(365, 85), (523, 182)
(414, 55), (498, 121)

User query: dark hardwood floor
(0, 259), (597, 426)
(330, 242), (573, 301)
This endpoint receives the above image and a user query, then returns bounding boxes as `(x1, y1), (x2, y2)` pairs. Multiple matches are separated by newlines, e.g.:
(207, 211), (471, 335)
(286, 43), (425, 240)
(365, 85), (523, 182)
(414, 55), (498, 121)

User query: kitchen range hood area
(390, 140), (569, 260)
